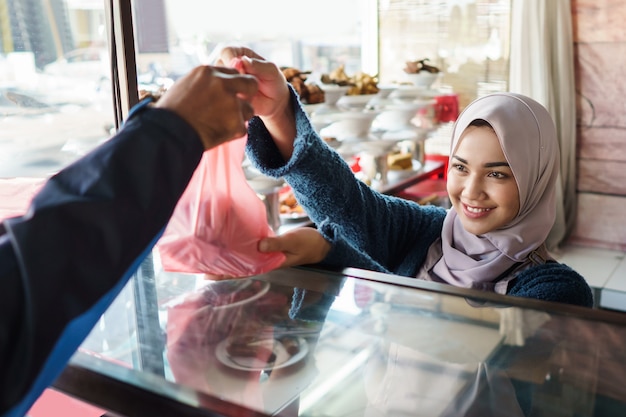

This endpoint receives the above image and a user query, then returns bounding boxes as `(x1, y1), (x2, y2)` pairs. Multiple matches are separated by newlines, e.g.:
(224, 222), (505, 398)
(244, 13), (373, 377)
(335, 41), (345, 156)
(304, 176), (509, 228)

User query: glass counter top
(54, 261), (626, 417)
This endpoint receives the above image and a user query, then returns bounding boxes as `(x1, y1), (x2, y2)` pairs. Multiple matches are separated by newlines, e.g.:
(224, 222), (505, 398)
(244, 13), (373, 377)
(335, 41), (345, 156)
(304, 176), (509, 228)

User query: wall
(570, 0), (626, 250)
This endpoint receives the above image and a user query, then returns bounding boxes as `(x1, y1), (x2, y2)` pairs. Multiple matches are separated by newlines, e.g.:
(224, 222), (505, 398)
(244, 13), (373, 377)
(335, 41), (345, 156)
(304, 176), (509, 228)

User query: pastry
(388, 152), (413, 170)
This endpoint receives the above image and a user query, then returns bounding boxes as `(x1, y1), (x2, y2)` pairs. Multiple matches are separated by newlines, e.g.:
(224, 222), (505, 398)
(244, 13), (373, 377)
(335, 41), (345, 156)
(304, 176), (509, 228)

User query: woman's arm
(247, 88), (447, 276)
(508, 263), (594, 307)
(219, 46), (446, 275)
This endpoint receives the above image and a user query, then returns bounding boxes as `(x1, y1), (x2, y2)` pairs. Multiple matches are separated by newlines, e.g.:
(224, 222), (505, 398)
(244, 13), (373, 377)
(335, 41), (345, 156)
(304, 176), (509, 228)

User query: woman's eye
(452, 164), (467, 172)
(488, 171), (507, 179)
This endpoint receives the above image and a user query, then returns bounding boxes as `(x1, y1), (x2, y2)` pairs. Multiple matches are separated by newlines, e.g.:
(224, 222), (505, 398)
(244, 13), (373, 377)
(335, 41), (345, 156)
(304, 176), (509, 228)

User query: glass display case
(54, 263), (626, 416)
(4, 2), (619, 416)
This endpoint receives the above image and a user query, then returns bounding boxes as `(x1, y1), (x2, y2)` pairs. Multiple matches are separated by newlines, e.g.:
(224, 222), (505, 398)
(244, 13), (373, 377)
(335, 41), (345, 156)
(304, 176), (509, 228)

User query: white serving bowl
(311, 84), (350, 114)
(367, 85), (397, 109)
(337, 94), (378, 111)
(404, 71), (440, 88)
(389, 85), (423, 102)
(319, 84), (350, 105)
(374, 100), (433, 131)
(375, 85), (398, 98)
(320, 110), (380, 141)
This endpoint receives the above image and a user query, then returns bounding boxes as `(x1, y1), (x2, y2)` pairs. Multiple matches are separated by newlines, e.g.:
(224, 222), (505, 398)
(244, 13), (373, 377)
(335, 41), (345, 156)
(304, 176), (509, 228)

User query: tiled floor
(553, 244), (626, 311)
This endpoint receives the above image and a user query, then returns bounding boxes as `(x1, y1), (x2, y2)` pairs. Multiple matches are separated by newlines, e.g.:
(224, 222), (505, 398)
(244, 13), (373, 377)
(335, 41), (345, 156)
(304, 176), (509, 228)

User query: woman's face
(446, 125), (520, 236)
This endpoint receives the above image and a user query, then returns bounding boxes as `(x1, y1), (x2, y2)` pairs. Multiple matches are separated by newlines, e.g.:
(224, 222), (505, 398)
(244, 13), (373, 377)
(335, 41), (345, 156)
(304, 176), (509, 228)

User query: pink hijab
(430, 93), (560, 287)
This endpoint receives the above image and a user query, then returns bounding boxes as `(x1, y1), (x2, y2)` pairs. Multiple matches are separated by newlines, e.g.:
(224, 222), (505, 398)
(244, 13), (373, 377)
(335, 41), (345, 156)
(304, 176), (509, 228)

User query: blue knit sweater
(245, 91), (593, 308)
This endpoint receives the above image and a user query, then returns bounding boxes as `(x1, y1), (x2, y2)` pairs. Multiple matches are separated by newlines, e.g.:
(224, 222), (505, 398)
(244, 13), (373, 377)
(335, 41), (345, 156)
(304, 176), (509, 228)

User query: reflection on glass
(0, 0), (114, 180)
(72, 266), (626, 417)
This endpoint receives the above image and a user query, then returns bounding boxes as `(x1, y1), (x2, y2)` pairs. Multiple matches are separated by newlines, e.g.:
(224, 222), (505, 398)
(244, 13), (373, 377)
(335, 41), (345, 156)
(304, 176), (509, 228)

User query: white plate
(319, 110), (380, 141)
(216, 336), (309, 372)
(387, 159), (423, 182)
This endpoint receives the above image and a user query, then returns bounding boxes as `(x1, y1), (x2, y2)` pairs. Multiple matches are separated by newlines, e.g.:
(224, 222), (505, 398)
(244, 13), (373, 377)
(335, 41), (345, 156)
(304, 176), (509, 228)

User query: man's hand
(155, 65), (258, 150)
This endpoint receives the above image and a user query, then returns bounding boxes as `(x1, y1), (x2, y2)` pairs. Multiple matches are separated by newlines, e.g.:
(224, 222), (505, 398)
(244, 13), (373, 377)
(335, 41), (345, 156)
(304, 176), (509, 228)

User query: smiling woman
(236, 47), (592, 306)
(447, 121), (520, 236)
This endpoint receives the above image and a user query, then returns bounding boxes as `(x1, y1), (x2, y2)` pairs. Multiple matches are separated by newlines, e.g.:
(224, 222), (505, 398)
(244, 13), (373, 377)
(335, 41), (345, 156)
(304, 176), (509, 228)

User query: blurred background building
(0, 0), (169, 69)
(0, 0), (74, 68)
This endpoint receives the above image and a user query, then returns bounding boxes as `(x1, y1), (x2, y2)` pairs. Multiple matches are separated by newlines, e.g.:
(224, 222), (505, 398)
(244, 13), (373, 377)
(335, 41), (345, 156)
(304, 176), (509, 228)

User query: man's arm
(0, 64), (258, 417)
(0, 106), (203, 416)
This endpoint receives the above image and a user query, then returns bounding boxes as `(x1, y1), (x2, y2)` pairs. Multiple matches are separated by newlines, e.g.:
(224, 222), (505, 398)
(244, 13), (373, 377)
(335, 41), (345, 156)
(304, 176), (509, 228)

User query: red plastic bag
(157, 136), (285, 277)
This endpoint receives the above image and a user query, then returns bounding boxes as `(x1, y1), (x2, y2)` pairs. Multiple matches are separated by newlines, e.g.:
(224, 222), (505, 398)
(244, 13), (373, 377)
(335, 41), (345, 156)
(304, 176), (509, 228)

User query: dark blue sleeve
(0, 103), (204, 417)
(508, 263), (594, 307)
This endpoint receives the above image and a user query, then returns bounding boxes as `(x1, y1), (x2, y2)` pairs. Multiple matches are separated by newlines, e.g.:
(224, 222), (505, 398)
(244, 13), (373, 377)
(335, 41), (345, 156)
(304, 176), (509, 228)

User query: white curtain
(508, 0), (577, 251)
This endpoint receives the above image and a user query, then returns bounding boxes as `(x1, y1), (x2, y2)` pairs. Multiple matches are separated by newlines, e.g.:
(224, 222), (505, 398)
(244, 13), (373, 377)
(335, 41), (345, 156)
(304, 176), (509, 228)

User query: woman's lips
(462, 203), (493, 219)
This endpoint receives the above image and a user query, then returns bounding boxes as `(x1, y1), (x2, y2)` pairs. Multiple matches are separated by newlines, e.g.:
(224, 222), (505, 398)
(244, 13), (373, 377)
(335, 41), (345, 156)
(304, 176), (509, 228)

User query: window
(378, 0), (511, 109)
(0, 0), (113, 179)
(130, 0), (368, 90)
(0, 0), (510, 181)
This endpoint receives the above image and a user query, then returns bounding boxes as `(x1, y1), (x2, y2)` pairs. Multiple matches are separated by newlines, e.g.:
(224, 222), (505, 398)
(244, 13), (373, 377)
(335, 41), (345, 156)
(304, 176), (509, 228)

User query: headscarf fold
(430, 93), (559, 287)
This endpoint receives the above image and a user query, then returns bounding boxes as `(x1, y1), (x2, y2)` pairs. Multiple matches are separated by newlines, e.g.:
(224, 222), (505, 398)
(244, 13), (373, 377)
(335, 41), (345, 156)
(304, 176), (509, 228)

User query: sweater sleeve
(0, 104), (204, 417)
(507, 262), (594, 307)
(245, 88), (447, 277)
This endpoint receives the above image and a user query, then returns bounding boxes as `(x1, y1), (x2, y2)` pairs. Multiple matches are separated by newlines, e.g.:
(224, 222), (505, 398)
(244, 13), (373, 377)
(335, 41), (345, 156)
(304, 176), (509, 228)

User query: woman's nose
(462, 175), (484, 200)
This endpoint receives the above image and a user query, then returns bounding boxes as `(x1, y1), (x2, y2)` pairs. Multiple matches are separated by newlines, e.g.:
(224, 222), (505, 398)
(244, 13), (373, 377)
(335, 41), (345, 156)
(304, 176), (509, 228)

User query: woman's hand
(217, 47), (289, 119)
(217, 46), (297, 160)
(204, 228), (331, 281)
(258, 228), (331, 268)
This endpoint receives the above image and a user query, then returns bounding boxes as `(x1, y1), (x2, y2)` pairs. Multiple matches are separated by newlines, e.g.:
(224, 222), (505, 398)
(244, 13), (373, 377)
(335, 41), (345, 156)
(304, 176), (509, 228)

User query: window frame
(105, 0), (139, 129)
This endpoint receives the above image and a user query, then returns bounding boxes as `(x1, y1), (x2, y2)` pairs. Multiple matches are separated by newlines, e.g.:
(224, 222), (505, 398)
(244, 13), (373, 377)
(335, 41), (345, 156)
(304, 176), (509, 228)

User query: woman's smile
(462, 203), (494, 218)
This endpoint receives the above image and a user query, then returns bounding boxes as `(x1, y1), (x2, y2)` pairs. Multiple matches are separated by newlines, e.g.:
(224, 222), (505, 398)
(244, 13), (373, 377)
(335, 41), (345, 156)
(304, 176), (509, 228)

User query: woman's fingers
(218, 46), (266, 65)
(258, 228), (331, 268)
